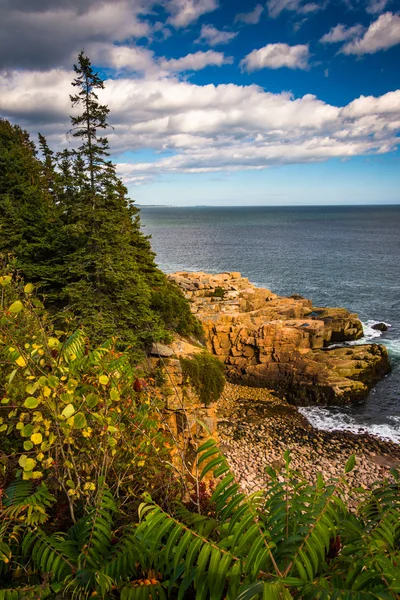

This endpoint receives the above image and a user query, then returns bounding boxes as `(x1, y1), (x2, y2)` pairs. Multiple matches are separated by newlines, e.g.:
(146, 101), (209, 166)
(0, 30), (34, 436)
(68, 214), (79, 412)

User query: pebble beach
(218, 383), (400, 495)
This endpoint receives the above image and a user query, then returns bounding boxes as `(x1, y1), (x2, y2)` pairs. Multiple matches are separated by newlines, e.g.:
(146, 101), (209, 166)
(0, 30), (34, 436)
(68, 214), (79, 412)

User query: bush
(207, 286), (226, 299)
(180, 352), (225, 406)
(0, 273), (172, 515)
(1, 443), (399, 599)
(151, 280), (204, 340)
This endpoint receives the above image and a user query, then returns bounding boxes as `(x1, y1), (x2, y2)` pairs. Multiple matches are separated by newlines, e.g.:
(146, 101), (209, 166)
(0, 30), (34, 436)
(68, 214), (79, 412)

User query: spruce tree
(0, 54), (203, 349)
(0, 120), (63, 292)
(56, 52), (167, 349)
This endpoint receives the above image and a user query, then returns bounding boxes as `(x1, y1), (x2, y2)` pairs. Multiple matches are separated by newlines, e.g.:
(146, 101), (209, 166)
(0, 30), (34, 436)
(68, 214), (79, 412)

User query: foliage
(0, 480), (164, 599)
(1, 442), (399, 599)
(0, 274), (173, 515)
(150, 279), (204, 340)
(180, 352), (225, 406)
(0, 120), (64, 296)
(0, 53), (203, 351)
(207, 287), (226, 299)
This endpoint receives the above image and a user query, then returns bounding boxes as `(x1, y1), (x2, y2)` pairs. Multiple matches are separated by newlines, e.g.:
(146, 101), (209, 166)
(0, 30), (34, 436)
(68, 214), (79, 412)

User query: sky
(1, 0), (400, 206)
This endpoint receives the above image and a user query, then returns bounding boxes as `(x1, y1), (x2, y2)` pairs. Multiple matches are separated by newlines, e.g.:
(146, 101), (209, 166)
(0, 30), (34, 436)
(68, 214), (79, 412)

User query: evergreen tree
(0, 53), (203, 349)
(0, 120), (63, 293)
(69, 51), (110, 200)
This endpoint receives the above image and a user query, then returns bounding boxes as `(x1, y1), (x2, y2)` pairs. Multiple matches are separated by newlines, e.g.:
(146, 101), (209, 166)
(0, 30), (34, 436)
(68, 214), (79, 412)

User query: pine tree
(54, 52), (167, 349)
(69, 51), (110, 201)
(0, 54), (203, 348)
(0, 120), (63, 291)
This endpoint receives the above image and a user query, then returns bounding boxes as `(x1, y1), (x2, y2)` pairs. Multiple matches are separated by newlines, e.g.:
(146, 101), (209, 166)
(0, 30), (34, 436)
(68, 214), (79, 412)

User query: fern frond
(78, 484), (116, 570)
(2, 482), (55, 526)
(22, 528), (76, 582)
(103, 527), (143, 582)
(0, 585), (51, 599)
(120, 582), (167, 600)
(61, 329), (87, 363)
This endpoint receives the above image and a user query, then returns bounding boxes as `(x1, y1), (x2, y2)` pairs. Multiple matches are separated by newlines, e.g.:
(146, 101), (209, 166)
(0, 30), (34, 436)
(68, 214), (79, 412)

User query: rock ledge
(169, 271), (390, 406)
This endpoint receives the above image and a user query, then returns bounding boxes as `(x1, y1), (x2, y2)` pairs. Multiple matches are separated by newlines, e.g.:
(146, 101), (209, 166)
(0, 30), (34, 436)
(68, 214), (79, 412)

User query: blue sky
(1, 0), (399, 205)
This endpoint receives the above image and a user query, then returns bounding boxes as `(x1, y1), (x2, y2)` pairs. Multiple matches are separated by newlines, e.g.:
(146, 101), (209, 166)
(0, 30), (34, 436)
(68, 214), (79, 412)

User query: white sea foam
(298, 406), (400, 444)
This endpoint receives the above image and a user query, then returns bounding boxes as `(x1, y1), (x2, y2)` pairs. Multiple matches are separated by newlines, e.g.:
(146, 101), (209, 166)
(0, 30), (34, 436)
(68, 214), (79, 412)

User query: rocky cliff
(168, 271), (390, 406)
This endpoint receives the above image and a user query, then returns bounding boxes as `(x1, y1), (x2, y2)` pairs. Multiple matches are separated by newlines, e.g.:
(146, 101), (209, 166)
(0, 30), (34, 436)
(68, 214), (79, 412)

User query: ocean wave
(298, 406), (400, 444)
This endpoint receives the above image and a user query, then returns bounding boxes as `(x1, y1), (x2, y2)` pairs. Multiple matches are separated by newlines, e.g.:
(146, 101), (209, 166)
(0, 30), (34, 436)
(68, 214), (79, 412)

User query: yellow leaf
(32, 471), (43, 479)
(62, 404), (75, 419)
(16, 356), (26, 368)
(48, 337), (60, 349)
(9, 301), (23, 314)
(99, 375), (109, 385)
(137, 460), (145, 467)
(31, 433), (43, 445)
(0, 275), (12, 287)
(24, 283), (34, 294)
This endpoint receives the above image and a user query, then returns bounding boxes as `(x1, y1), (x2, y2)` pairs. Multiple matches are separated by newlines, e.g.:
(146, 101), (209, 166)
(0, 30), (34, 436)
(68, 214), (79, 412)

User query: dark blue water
(140, 205), (400, 443)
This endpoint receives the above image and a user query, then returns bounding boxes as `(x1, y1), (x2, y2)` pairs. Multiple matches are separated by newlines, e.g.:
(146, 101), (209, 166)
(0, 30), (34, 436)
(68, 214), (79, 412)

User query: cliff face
(168, 271), (390, 406)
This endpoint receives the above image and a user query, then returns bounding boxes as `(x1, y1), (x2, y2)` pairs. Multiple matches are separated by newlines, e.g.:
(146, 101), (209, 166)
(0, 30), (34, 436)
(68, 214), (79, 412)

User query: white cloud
(0, 0), (154, 69)
(164, 0), (219, 28)
(342, 12), (400, 54)
(1, 70), (399, 182)
(240, 43), (310, 71)
(366, 0), (389, 14)
(235, 4), (264, 24)
(89, 43), (157, 73)
(159, 50), (232, 71)
(196, 24), (238, 46)
(266, 0), (321, 18)
(320, 23), (365, 43)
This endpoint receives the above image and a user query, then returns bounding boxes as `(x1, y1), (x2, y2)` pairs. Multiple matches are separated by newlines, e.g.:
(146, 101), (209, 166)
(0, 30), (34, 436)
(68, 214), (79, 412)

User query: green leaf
(345, 454), (356, 473)
(24, 441), (34, 450)
(24, 283), (35, 294)
(8, 300), (24, 314)
(73, 412), (87, 429)
(86, 394), (99, 408)
(24, 397), (39, 409)
(21, 424), (34, 437)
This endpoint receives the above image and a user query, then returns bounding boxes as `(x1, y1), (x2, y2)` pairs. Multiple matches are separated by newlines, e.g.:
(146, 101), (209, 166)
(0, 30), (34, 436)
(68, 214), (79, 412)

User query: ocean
(140, 205), (400, 444)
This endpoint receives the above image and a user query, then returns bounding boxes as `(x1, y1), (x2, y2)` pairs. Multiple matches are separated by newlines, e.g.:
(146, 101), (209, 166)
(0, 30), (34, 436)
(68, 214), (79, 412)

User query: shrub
(0, 273), (172, 517)
(207, 286), (226, 299)
(151, 280), (204, 341)
(1, 443), (399, 599)
(180, 352), (225, 406)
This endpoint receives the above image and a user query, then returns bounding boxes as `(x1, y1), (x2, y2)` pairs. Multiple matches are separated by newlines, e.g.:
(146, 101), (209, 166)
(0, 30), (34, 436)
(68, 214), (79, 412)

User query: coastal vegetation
(0, 54), (399, 599)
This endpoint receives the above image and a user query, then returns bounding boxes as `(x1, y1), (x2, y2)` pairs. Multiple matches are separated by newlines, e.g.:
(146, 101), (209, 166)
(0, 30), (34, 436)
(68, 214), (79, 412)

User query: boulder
(371, 322), (388, 332)
(150, 342), (174, 357)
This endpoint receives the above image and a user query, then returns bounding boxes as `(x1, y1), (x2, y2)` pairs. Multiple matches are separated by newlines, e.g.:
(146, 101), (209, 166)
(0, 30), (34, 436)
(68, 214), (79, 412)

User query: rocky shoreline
(169, 271), (391, 406)
(218, 382), (400, 495)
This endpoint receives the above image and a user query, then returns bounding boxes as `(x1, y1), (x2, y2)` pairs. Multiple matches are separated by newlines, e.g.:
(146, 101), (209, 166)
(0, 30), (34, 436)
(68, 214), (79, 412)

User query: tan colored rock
(169, 271), (390, 406)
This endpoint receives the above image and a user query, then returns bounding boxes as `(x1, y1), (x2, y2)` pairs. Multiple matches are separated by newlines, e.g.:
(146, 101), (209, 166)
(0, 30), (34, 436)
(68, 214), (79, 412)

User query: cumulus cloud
(320, 23), (365, 43)
(196, 24), (238, 46)
(159, 50), (232, 71)
(266, 0), (321, 18)
(89, 43), (157, 73)
(0, 0), (154, 70)
(2, 69), (399, 182)
(240, 43), (310, 71)
(235, 4), (264, 24)
(341, 11), (400, 54)
(164, 0), (219, 28)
